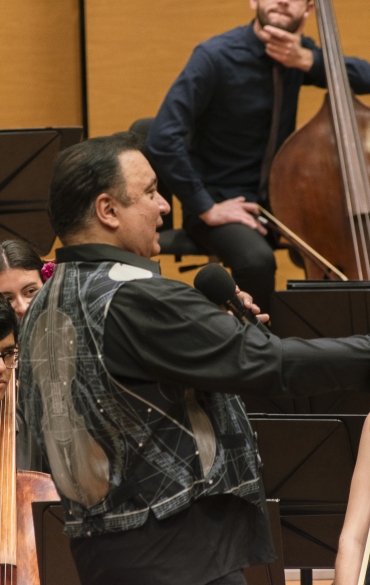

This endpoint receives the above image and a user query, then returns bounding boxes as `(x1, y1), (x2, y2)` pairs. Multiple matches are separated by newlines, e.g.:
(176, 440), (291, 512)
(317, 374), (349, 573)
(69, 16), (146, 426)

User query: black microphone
(194, 263), (269, 331)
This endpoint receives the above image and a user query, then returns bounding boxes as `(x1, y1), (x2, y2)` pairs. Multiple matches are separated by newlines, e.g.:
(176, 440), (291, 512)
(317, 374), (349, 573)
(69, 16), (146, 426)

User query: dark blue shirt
(146, 22), (370, 215)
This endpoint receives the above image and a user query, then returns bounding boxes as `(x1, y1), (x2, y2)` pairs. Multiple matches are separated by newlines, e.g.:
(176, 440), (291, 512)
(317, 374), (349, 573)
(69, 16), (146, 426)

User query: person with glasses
(0, 241), (53, 471)
(0, 292), (43, 471)
(0, 294), (18, 402)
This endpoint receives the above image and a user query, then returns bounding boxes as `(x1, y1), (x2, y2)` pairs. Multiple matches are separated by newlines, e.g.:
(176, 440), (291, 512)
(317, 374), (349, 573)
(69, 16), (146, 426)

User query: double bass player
(146, 0), (370, 312)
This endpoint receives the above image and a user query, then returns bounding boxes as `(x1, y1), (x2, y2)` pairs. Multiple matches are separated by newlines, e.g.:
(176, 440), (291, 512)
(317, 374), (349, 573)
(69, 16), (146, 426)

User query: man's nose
(158, 193), (171, 216)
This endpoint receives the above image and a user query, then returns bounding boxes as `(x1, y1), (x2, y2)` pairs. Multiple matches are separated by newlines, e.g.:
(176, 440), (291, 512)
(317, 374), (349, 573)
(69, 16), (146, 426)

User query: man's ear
(304, 1), (314, 20)
(250, 0), (257, 10)
(95, 193), (120, 229)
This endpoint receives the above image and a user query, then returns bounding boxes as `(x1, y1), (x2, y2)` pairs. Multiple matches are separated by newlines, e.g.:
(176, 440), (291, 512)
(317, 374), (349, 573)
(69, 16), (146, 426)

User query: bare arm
(335, 414), (370, 585)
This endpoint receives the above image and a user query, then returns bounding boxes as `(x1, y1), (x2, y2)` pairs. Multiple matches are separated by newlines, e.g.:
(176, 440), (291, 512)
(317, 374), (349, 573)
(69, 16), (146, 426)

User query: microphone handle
(224, 298), (270, 335)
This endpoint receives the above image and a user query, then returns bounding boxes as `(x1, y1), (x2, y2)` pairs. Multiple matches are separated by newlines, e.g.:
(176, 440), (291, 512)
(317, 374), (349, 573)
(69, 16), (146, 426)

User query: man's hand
(235, 287), (270, 324)
(199, 198), (267, 235)
(259, 25), (313, 71)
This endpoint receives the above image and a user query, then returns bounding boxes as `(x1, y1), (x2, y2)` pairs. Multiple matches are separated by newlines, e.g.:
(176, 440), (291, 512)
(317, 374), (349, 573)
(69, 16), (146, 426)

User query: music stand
(242, 286), (370, 415)
(270, 285), (370, 339)
(0, 127), (82, 255)
(249, 414), (367, 585)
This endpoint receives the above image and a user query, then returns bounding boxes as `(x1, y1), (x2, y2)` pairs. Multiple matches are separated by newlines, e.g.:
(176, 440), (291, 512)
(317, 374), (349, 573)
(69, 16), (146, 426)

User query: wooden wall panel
(86, 0), (370, 137)
(0, 0), (81, 128)
(86, 0), (254, 136)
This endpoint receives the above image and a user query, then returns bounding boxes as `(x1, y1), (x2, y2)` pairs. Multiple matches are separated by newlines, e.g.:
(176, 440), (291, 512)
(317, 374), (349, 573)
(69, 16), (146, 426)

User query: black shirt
(56, 244), (370, 402)
(146, 23), (370, 214)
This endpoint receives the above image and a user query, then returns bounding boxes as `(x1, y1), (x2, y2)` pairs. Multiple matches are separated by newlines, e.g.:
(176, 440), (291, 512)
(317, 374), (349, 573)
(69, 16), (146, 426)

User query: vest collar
(55, 244), (161, 274)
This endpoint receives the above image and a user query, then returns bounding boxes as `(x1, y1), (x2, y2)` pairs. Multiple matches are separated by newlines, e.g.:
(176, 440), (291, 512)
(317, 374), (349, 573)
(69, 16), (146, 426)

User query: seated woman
(335, 414), (370, 584)
(0, 239), (54, 470)
(0, 239), (54, 320)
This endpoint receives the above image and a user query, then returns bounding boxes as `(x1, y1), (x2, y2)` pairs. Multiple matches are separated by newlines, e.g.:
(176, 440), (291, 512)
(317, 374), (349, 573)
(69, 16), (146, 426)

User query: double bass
(0, 372), (59, 585)
(267, 0), (370, 281)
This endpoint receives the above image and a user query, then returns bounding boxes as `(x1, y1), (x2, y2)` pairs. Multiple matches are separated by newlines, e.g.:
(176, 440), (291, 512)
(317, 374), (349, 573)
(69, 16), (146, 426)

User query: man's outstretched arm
(105, 277), (370, 399)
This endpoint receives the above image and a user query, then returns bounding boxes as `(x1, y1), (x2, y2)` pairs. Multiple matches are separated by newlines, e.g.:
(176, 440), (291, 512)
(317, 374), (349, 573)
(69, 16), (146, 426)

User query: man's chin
(150, 239), (161, 258)
(257, 9), (303, 33)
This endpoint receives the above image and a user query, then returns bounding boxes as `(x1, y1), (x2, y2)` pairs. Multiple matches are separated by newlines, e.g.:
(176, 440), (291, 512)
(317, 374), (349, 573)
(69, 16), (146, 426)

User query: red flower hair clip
(41, 261), (56, 282)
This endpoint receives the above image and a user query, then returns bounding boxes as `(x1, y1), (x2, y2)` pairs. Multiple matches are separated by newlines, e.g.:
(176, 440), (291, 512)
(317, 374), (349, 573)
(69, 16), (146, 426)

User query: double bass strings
(0, 374), (17, 584)
(316, 0), (370, 279)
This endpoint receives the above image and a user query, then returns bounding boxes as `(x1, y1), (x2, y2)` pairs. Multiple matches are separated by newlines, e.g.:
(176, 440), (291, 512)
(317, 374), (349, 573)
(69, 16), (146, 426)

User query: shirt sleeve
(302, 36), (370, 94)
(146, 46), (218, 215)
(104, 277), (370, 399)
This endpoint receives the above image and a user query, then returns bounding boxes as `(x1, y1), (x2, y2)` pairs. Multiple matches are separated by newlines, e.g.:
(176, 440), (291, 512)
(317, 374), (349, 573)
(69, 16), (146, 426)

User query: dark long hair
(0, 294), (19, 343)
(0, 240), (43, 279)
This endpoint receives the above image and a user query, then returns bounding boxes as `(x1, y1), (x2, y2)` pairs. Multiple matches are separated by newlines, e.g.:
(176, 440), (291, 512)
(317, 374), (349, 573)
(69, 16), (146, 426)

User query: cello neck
(0, 371), (17, 577)
(315, 0), (370, 279)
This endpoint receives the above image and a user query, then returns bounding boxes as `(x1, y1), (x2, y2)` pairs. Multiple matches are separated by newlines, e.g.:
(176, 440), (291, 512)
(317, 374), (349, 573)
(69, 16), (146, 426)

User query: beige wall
(86, 0), (254, 136)
(1, 1), (369, 139)
(1, 1), (369, 138)
(0, 0), (81, 128)
(85, 0), (370, 137)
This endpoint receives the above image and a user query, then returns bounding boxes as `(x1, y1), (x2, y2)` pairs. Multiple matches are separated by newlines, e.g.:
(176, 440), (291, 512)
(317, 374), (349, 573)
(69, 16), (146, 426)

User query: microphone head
(194, 263), (236, 305)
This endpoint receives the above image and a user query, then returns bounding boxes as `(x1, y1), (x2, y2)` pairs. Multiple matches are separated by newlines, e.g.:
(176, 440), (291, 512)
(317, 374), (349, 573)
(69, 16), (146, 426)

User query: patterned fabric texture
(20, 260), (264, 537)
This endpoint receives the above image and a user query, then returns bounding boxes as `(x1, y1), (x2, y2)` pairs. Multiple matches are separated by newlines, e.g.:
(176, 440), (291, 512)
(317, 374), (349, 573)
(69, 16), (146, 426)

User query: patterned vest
(20, 260), (264, 537)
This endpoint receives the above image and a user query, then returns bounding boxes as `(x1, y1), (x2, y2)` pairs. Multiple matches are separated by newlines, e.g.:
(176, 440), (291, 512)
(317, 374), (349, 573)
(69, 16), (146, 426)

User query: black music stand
(242, 284), (370, 415)
(32, 502), (81, 585)
(249, 414), (366, 585)
(0, 127), (82, 255)
(271, 284), (370, 339)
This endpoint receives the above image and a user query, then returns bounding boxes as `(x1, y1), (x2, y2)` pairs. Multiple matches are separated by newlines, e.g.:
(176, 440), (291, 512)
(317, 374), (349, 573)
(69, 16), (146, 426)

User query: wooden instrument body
(13, 472), (59, 585)
(1, 371), (60, 585)
(269, 92), (370, 280)
(268, 0), (370, 281)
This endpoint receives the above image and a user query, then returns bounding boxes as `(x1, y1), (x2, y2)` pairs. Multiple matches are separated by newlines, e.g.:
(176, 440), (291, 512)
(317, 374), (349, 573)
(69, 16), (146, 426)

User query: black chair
(129, 118), (218, 270)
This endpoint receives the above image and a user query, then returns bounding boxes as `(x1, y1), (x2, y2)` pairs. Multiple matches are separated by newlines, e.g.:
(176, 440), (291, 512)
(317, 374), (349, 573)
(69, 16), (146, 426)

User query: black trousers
(184, 215), (276, 314)
(70, 535), (247, 585)
(209, 571), (247, 584)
